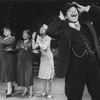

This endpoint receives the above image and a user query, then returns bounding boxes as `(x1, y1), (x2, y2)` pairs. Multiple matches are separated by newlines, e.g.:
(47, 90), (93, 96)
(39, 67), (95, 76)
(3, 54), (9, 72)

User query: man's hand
(59, 11), (65, 20)
(72, 2), (91, 13)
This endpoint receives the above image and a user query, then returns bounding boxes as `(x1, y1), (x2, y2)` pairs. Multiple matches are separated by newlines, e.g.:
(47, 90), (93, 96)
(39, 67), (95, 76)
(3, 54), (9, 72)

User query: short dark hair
(23, 29), (31, 36)
(2, 26), (11, 32)
(1, 26), (15, 37)
(23, 29), (32, 40)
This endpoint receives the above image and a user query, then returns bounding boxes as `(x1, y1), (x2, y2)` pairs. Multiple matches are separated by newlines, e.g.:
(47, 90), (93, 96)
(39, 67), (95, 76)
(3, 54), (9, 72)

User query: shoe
(41, 92), (47, 96)
(47, 94), (53, 99)
(29, 93), (34, 98)
(22, 91), (28, 96)
(5, 92), (12, 98)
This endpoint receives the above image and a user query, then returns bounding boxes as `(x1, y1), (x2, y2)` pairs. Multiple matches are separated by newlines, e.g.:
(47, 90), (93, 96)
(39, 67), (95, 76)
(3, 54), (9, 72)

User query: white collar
(68, 21), (80, 28)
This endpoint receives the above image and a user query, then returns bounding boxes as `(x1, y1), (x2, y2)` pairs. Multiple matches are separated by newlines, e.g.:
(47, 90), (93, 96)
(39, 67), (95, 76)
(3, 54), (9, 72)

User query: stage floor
(0, 77), (91, 100)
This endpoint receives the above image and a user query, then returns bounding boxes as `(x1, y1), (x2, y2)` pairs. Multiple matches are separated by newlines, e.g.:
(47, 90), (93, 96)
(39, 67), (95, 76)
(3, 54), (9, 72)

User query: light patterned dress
(37, 35), (55, 79)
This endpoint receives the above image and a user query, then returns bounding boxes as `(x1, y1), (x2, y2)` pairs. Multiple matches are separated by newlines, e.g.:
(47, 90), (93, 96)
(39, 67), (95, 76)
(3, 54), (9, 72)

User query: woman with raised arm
(36, 24), (55, 99)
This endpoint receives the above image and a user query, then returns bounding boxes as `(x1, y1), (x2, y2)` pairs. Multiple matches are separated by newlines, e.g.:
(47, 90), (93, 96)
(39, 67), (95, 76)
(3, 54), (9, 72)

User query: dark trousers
(65, 52), (100, 100)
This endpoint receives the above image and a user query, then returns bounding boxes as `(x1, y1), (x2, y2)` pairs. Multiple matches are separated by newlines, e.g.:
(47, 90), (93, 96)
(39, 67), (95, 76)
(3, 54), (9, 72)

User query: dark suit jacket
(47, 4), (100, 78)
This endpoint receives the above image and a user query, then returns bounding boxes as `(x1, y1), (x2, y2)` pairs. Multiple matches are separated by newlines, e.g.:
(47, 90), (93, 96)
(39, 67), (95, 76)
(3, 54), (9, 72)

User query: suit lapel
(62, 21), (71, 47)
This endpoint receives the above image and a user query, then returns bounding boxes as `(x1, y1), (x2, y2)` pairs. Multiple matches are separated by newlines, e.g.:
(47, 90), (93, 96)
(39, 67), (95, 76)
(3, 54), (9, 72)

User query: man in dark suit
(47, 2), (100, 100)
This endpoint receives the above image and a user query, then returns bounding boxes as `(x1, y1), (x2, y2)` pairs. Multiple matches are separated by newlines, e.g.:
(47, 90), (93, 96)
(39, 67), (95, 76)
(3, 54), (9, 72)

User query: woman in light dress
(32, 24), (55, 99)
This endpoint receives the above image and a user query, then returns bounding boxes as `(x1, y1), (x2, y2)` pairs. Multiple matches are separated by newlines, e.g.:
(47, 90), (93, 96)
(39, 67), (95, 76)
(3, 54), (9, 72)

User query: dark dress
(16, 40), (33, 87)
(0, 36), (16, 82)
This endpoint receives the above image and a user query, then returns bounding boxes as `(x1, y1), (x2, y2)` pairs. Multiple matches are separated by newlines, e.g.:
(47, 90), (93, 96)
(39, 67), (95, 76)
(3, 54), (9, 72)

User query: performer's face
(39, 26), (46, 35)
(65, 6), (79, 23)
(3, 28), (11, 37)
(23, 31), (29, 39)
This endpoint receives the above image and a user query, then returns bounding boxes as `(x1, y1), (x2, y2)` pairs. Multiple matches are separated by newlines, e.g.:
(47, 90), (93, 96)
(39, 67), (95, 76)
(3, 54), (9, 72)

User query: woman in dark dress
(0, 26), (16, 98)
(16, 30), (34, 97)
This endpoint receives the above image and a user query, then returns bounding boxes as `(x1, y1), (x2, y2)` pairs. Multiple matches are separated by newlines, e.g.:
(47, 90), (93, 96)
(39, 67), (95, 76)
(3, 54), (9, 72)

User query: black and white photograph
(0, 0), (100, 100)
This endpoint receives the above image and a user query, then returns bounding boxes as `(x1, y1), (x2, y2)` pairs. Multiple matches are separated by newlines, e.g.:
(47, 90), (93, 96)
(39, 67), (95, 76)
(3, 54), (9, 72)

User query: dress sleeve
(88, 4), (100, 22)
(47, 17), (62, 39)
(2, 36), (15, 45)
(38, 36), (51, 50)
(16, 40), (23, 50)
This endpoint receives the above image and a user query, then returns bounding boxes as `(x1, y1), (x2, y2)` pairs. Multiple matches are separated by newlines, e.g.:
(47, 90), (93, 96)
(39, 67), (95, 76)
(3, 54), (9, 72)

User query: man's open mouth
(71, 14), (77, 17)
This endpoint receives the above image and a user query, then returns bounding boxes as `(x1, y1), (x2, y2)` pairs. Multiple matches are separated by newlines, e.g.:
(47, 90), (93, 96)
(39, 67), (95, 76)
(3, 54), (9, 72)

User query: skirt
(17, 49), (33, 87)
(38, 50), (55, 79)
(0, 50), (17, 82)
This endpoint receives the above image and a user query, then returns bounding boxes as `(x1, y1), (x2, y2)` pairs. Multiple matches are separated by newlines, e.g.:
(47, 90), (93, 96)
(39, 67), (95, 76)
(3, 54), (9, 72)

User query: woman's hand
(21, 45), (25, 48)
(32, 32), (37, 40)
(33, 49), (39, 54)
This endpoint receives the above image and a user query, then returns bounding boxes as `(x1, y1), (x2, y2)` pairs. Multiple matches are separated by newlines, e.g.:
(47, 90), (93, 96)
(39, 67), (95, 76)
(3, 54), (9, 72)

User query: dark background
(0, 0), (100, 40)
